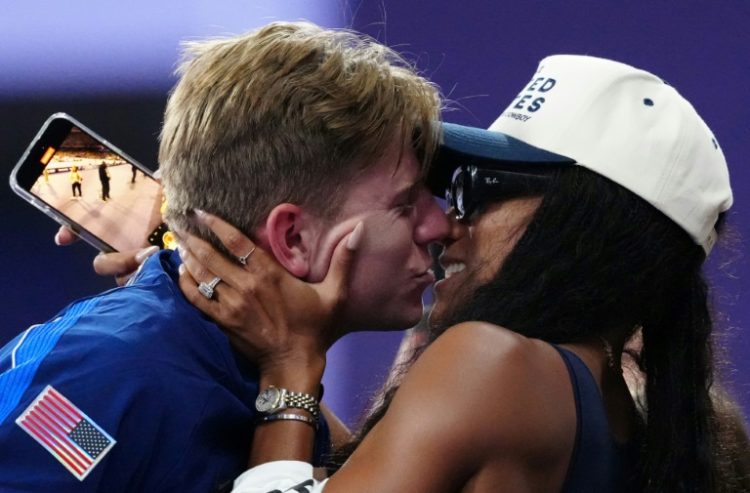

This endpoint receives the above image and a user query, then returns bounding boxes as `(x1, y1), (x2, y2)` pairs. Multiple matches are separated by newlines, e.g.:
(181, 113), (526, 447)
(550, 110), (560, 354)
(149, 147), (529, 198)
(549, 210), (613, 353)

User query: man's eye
(395, 204), (416, 216)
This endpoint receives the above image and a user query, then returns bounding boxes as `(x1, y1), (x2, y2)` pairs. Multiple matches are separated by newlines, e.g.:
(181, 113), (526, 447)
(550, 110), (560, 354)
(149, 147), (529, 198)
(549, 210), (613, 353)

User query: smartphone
(10, 113), (171, 253)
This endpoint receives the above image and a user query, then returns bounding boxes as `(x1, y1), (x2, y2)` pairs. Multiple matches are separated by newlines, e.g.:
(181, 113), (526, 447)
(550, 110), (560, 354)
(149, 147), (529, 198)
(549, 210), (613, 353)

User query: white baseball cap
(432, 54), (733, 254)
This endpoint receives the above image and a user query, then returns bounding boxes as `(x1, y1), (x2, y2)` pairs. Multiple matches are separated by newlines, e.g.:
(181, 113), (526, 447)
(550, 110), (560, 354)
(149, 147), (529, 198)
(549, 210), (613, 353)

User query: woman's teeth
(444, 263), (466, 279)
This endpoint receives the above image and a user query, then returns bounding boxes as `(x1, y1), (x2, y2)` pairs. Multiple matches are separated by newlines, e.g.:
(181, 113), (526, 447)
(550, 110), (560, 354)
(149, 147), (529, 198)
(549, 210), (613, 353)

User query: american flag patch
(15, 385), (116, 480)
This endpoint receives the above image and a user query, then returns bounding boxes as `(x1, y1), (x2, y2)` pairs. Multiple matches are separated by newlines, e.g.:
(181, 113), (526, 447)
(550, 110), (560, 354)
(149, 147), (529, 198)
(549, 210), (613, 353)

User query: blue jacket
(0, 250), (330, 492)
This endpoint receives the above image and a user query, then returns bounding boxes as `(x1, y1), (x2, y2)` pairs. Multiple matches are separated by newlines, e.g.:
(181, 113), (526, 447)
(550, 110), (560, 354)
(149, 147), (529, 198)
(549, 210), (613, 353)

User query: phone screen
(11, 114), (170, 252)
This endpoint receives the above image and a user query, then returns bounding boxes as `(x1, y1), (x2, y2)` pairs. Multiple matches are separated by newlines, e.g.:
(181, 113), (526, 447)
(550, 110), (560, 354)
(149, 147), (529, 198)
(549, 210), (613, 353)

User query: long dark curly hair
(329, 165), (728, 493)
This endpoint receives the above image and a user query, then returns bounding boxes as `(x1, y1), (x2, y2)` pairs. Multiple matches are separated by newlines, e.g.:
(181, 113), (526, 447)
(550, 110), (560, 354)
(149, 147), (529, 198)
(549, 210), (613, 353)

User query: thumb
(93, 246), (157, 279)
(54, 225), (80, 246)
(318, 221), (363, 307)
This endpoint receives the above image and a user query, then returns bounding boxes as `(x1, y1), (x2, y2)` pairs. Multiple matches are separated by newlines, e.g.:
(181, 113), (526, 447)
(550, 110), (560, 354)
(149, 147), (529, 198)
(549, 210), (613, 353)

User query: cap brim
(427, 122), (575, 195)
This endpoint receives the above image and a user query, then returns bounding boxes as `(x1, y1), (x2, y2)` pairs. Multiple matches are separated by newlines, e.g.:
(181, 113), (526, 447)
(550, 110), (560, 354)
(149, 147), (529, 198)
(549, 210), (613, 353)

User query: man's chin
(374, 310), (424, 332)
(346, 305), (424, 333)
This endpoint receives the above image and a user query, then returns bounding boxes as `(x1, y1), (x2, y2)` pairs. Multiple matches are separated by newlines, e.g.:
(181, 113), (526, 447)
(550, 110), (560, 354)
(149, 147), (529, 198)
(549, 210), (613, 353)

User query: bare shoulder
(329, 322), (577, 492)
(423, 321), (562, 386)
(399, 322), (577, 457)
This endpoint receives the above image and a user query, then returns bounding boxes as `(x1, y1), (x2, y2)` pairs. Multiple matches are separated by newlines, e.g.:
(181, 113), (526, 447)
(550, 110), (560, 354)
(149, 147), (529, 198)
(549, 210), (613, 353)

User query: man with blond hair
(0, 22), (449, 492)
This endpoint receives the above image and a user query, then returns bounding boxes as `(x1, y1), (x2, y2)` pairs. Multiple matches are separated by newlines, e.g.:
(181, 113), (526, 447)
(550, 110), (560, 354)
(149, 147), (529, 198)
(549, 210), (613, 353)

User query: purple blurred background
(1, 0), (748, 426)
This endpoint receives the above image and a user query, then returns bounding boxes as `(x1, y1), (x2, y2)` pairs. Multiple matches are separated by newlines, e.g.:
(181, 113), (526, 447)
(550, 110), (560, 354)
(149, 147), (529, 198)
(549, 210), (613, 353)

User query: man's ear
(264, 203), (317, 278)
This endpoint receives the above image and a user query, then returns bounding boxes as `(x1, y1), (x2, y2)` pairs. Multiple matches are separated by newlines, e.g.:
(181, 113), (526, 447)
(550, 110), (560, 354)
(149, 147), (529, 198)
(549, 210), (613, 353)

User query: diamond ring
(198, 276), (222, 300)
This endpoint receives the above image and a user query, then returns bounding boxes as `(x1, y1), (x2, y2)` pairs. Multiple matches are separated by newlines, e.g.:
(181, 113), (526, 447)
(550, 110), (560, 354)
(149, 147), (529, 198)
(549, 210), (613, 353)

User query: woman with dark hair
(178, 55), (739, 492)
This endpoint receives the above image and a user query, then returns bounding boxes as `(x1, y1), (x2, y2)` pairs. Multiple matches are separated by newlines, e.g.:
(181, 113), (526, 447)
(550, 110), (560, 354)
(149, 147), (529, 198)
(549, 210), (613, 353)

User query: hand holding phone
(10, 113), (172, 253)
(54, 224), (160, 285)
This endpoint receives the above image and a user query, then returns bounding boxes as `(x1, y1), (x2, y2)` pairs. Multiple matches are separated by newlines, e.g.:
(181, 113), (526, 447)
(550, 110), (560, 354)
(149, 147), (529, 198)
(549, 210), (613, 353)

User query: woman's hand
(177, 211), (362, 378)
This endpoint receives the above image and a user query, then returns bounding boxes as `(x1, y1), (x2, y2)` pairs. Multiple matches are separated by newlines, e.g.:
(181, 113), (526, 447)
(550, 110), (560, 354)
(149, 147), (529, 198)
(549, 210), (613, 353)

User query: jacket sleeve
(0, 329), (172, 492)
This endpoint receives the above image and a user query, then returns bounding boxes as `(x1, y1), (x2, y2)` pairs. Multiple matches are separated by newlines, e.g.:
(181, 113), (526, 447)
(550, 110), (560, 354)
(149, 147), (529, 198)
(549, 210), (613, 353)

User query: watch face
(255, 387), (282, 413)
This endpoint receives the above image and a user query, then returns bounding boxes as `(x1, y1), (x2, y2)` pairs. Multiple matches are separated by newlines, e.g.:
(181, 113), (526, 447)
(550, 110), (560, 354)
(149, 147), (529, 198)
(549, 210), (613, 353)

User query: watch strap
(257, 386), (320, 421)
(282, 390), (320, 420)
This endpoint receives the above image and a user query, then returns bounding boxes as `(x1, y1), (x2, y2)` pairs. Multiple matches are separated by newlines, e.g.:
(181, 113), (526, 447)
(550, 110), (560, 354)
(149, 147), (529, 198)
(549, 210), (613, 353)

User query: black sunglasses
(445, 165), (551, 221)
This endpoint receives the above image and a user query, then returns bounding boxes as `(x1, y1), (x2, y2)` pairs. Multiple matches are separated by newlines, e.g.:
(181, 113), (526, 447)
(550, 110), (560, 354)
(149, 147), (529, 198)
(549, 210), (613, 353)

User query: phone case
(9, 113), (167, 252)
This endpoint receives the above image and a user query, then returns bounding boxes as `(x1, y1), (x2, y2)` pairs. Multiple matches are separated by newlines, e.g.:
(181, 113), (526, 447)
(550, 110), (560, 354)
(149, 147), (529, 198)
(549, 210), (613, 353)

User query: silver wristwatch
(255, 386), (320, 420)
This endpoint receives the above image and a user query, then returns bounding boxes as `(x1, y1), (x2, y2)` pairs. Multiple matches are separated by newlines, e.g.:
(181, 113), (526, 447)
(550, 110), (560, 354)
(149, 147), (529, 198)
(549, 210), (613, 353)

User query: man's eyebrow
(392, 181), (420, 203)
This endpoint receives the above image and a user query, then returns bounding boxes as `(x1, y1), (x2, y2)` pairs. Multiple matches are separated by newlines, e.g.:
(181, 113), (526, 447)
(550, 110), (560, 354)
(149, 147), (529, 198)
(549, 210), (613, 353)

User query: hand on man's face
(176, 211), (362, 369)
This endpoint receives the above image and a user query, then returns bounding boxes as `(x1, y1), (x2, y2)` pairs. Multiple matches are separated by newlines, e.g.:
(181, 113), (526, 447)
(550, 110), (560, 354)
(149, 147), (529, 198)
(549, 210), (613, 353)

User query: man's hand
(53, 226), (80, 247)
(54, 226), (159, 286)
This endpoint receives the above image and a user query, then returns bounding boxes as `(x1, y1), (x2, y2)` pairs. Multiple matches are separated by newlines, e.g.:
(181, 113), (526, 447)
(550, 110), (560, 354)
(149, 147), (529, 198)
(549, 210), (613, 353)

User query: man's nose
(414, 195), (450, 245)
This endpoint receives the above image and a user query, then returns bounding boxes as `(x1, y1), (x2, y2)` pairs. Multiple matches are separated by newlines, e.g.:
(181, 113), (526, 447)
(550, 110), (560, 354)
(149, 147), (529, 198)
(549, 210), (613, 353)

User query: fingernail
(135, 245), (159, 263)
(54, 230), (63, 246)
(194, 209), (207, 220)
(178, 264), (186, 276)
(347, 222), (364, 250)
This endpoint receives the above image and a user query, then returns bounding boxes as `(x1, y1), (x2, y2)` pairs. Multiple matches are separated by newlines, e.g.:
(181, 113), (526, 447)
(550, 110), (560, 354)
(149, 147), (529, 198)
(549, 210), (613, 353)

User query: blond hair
(159, 21), (441, 245)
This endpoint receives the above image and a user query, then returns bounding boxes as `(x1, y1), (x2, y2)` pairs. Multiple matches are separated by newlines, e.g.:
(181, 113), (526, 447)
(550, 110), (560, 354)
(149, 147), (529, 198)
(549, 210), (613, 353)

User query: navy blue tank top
(553, 345), (636, 493)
